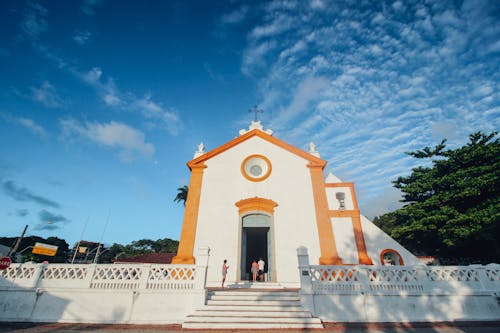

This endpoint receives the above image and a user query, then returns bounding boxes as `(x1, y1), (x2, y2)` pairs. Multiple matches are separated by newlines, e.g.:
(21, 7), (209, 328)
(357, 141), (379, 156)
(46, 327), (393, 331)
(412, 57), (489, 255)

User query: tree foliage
(0, 236), (69, 263)
(374, 132), (500, 264)
(0, 236), (178, 264)
(174, 185), (189, 206)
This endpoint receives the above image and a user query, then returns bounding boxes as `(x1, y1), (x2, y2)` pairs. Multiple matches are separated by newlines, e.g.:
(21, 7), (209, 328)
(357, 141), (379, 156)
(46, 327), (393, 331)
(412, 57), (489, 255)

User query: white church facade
(172, 121), (419, 287)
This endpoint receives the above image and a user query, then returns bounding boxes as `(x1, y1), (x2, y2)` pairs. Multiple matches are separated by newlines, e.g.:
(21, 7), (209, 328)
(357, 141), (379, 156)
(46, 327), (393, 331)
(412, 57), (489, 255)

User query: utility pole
(93, 212), (111, 264)
(8, 224), (28, 258)
(71, 217), (90, 264)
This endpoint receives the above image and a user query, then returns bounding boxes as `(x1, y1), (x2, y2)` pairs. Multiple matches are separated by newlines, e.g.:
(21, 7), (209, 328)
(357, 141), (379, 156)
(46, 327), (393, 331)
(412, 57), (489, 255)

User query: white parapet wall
(0, 263), (204, 324)
(297, 247), (500, 323)
(0, 247), (211, 324)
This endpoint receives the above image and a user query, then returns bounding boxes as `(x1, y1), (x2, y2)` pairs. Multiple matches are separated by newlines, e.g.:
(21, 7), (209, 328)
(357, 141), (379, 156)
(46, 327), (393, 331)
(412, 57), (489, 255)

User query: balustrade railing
(306, 264), (500, 294)
(0, 263), (197, 291)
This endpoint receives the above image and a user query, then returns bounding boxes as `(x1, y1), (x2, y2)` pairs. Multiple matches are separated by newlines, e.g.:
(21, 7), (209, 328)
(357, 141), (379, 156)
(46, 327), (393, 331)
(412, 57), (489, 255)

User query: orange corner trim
(172, 163), (206, 265)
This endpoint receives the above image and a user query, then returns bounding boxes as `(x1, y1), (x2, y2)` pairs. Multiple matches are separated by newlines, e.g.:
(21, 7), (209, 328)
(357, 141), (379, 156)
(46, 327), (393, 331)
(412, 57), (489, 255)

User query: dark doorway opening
(241, 227), (268, 280)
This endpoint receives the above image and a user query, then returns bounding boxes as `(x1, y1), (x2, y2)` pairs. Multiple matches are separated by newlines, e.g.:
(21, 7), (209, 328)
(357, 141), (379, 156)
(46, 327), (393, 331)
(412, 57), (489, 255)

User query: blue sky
(0, 0), (498, 248)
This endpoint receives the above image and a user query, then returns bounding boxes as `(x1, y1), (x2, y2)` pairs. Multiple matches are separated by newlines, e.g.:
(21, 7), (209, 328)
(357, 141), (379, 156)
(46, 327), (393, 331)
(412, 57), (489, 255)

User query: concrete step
(182, 287), (323, 330)
(209, 290), (298, 297)
(183, 322), (324, 329)
(185, 316), (321, 324)
(208, 294), (300, 301)
(224, 282), (285, 289)
(196, 304), (305, 311)
(191, 310), (313, 318)
(206, 299), (301, 306)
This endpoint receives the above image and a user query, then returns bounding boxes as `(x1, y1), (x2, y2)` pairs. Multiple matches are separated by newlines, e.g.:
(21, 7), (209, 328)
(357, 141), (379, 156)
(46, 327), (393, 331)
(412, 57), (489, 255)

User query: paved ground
(1, 322), (499, 333)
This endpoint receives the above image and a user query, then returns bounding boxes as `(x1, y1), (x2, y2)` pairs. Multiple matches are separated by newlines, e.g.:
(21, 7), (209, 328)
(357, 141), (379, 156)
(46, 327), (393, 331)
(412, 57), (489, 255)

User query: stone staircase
(182, 287), (323, 329)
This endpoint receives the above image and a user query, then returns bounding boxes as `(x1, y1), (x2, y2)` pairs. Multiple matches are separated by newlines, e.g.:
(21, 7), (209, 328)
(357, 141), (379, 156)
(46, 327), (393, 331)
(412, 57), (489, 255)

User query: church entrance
(240, 214), (273, 281)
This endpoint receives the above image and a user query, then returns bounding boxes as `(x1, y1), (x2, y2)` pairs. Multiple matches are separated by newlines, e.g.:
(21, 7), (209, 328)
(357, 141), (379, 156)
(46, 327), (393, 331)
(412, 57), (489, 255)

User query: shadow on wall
(0, 268), (69, 323)
(299, 239), (500, 325)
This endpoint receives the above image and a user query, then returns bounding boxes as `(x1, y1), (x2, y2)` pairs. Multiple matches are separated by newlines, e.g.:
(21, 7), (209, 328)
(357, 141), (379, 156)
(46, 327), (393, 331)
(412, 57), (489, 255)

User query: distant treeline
(0, 236), (179, 263)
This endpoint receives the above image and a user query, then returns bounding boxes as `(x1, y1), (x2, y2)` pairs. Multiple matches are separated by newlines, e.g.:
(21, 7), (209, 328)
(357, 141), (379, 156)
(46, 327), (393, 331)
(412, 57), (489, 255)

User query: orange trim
(352, 215), (373, 265)
(308, 164), (342, 265)
(327, 183), (372, 265)
(188, 129), (326, 169)
(325, 182), (358, 210)
(172, 164), (206, 264)
(235, 197), (278, 214)
(241, 154), (272, 182)
(347, 183), (359, 210)
(329, 209), (359, 217)
(325, 182), (354, 188)
(380, 249), (405, 265)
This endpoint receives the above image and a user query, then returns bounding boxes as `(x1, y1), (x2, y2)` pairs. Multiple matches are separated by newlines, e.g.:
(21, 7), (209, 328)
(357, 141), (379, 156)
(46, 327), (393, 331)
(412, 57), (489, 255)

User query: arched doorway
(240, 214), (273, 281)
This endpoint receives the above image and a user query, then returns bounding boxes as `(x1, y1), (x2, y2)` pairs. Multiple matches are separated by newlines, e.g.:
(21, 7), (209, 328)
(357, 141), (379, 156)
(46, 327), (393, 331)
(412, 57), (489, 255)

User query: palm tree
(174, 185), (189, 206)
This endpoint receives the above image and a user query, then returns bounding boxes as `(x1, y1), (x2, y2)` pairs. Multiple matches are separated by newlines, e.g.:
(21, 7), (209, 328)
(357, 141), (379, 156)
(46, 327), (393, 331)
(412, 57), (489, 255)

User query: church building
(172, 121), (419, 287)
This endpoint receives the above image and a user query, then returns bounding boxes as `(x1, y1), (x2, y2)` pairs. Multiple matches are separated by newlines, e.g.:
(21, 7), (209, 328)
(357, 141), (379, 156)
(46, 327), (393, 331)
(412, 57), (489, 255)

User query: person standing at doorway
(251, 260), (258, 281)
(222, 259), (229, 288)
(258, 258), (265, 281)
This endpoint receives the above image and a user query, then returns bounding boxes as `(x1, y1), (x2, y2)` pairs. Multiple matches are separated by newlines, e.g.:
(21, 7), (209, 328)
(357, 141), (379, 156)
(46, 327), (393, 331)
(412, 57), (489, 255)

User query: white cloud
(0, 113), (47, 138)
(310, 0), (325, 10)
(60, 119), (155, 162)
(21, 2), (48, 39)
(221, 6), (249, 25)
(81, 0), (103, 16)
(30, 81), (65, 108)
(242, 40), (277, 75)
(134, 95), (181, 135)
(239, 1), (499, 211)
(250, 15), (294, 40)
(73, 30), (91, 45)
(17, 117), (47, 137)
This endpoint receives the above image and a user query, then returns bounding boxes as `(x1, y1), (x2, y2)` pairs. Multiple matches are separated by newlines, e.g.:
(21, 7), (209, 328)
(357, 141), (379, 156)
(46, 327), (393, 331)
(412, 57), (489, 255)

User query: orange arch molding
(235, 197), (278, 214)
(380, 249), (405, 265)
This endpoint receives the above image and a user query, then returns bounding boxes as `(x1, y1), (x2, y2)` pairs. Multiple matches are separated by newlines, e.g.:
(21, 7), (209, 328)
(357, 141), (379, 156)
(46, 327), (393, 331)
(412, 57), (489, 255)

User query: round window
(241, 155), (272, 182)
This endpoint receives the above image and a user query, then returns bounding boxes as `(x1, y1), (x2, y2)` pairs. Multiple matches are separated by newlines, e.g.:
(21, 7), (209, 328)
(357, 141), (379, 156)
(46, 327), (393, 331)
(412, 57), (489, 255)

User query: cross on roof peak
(248, 105), (264, 122)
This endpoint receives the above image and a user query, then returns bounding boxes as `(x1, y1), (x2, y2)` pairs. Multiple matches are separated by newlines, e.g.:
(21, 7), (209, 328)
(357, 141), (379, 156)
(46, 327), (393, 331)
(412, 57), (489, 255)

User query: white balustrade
(1, 262), (197, 291)
(305, 263), (500, 295)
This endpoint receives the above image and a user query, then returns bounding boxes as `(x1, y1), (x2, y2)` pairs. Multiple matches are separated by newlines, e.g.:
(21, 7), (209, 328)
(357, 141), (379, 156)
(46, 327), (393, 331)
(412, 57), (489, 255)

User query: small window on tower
(335, 192), (346, 210)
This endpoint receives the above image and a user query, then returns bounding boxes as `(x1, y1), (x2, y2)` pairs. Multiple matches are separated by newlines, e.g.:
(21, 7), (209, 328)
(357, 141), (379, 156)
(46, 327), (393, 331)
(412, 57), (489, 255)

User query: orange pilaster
(171, 164), (206, 264)
(308, 164), (343, 265)
(328, 182), (373, 265)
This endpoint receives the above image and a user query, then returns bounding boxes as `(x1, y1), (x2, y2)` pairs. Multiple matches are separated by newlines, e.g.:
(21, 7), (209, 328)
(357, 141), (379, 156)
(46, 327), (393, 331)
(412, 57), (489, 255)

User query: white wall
(331, 217), (358, 264)
(361, 214), (420, 266)
(194, 136), (322, 287)
(0, 262), (206, 324)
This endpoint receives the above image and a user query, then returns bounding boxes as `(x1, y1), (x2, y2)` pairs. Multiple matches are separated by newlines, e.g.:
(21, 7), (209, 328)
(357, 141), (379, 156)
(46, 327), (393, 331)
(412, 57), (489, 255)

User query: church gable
(188, 127), (326, 170)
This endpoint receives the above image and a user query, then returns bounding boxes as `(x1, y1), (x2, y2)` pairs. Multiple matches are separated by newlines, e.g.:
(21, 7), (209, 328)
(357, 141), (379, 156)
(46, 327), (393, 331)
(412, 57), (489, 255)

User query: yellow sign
(78, 246), (88, 254)
(32, 242), (58, 256)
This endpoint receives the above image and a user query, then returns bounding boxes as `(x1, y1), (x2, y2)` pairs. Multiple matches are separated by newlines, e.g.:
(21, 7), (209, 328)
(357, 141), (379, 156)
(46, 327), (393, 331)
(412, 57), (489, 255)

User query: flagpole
(93, 211), (111, 264)
(71, 216), (89, 264)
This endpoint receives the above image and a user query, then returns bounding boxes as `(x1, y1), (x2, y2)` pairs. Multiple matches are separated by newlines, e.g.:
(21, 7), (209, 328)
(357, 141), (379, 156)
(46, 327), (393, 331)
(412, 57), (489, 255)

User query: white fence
(297, 247), (500, 322)
(0, 263), (196, 290)
(0, 248), (209, 324)
(306, 264), (500, 294)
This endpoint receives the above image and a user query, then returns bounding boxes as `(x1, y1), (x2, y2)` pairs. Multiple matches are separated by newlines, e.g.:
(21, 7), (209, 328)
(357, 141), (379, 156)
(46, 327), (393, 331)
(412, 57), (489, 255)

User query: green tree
(0, 236), (69, 263)
(374, 132), (500, 264)
(174, 185), (189, 206)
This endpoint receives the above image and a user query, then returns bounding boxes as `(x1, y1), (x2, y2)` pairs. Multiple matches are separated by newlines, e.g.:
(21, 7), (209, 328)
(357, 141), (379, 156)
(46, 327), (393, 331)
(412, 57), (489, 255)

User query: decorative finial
(308, 142), (320, 157)
(248, 105), (264, 122)
(194, 142), (205, 158)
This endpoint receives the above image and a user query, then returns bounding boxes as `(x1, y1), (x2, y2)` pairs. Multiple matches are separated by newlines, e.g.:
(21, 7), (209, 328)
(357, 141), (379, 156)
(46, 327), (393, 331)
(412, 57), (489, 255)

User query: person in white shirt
(258, 258), (265, 281)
